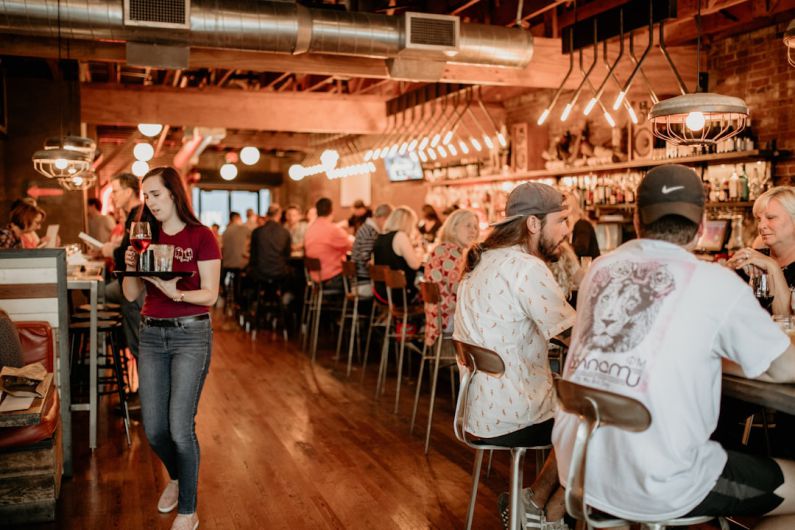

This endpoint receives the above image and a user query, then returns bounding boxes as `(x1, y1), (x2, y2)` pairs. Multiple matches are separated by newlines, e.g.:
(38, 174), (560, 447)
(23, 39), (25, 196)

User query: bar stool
(299, 258), (320, 353)
(555, 379), (728, 530)
(78, 302), (120, 312)
(361, 264), (389, 381)
(453, 339), (551, 530)
(410, 281), (457, 454)
(376, 269), (424, 413)
(302, 257), (343, 362)
(335, 261), (367, 376)
(250, 278), (289, 341)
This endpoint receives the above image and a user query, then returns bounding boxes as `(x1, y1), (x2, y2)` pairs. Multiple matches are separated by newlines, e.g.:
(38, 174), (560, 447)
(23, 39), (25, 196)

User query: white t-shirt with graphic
(552, 239), (790, 521)
(454, 245), (576, 438)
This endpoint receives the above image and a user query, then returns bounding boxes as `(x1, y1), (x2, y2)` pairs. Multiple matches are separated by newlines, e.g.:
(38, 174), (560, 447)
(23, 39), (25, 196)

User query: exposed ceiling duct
(0, 0), (534, 79)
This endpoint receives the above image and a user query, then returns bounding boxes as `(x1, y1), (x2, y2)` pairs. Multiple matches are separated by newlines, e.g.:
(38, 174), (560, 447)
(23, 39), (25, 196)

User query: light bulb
(289, 165), (304, 181)
(443, 131), (454, 145)
(497, 133), (507, 148)
(560, 103), (574, 122)
(448, 143), (458, 157)
(408, 139), (418, 152)
(537, 108), (551, 126)
(409, 152), (419, 162)
(379, 146), (390, 158)
(603, 111), (616, 128)
(584, 98), (598, 116)
(437, 145), (448, 158)
(320, 149), (340, 168)
(419, 137), (430, 150)
(398, 142), (408, 155)
(133, 142), (154, 162)
(364, 150), (373, 161)
(458, 140), (470, 154)
(137, 123), (163, 137)
(470, 137), (482, 152)
(427, 149), (438, 160)
(72, 176), (84, 186)
(67, 166), (77, 175)
(431, 134), (441, 147)
(131, 160), (149, 177)
(612, 91), (626, 111)
(418, 150), (428, 162)
(627, 105), (639, 125)
(54, 158), (68, 170)
(220, 163), (238, 181)
(240, 146), (260, 165)
(483, 134), (495, 150)
(686, 111), (706, 131)
(367, 162), (376, 172)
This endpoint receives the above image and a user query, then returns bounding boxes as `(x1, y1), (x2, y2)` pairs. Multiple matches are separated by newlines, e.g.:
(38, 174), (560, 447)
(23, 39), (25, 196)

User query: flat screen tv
(384, 155), (423, 182)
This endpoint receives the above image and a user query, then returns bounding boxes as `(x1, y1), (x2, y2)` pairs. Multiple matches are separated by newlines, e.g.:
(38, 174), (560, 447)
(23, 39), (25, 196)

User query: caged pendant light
(31, 0), (95, 180)
(648, 0), (749, 146)
(784, 19), (795, 67)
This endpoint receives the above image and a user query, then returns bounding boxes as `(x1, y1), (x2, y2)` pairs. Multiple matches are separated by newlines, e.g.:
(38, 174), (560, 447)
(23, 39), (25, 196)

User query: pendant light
(784, 19), (795, 67)
(649, 0), (749, 145)
(612, 0), (653, 111)
(560, 19), (599, 122)
(31, 0), (95, 179)
(57, 171), (97, 191)
(584, 10), (624, 117)
(537, 25), (575, 126)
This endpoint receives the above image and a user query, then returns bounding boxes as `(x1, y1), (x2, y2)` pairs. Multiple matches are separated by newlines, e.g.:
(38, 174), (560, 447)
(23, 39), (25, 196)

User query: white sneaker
(170, 513), (199, 530)
(158, 480), (179, 513)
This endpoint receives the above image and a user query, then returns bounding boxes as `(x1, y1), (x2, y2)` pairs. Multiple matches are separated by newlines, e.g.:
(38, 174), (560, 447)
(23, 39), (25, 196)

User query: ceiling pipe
(0, 0), (534, 68)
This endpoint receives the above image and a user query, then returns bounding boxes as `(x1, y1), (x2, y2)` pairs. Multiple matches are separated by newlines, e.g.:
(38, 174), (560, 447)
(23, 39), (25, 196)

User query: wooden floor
(23, 312), (518, 529)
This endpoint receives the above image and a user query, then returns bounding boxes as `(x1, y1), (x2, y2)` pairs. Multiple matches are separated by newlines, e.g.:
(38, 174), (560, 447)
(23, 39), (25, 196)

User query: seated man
(553, 164), (795, 529)
(304, 197), (352, 292)
(454, 182), (575, 529)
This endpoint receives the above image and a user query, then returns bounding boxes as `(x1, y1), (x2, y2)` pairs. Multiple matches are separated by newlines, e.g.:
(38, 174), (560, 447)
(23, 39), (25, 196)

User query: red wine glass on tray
(130, 221), (152, 270)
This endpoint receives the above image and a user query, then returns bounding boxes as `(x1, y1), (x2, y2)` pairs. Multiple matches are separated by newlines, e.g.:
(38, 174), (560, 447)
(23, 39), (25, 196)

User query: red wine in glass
(130, 222), (152, 270)
(130, 237), (151, 253)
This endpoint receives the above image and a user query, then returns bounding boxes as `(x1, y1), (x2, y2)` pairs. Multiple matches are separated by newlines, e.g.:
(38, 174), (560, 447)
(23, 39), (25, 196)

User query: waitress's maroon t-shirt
(142, 224), (221, 318)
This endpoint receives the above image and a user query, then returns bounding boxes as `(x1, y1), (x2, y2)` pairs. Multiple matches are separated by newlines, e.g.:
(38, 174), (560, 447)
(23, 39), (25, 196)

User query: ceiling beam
(0, 34), (695, 92)
(80, 84), (389, 134)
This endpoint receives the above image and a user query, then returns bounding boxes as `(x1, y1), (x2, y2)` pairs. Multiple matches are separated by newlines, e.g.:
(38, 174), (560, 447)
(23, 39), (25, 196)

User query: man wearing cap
(454, 182), (576, 530)
(553, 164), (795, 528)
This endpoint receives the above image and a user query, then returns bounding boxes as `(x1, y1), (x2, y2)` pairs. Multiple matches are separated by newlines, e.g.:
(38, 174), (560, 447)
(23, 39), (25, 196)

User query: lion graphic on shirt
(578, 261), (675, 354)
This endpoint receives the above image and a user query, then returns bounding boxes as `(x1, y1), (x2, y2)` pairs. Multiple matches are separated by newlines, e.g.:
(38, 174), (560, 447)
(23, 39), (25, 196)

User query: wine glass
(130, 222), (152, 271)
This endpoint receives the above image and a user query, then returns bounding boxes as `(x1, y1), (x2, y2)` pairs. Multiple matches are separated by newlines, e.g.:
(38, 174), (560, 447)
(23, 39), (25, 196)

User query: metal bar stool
(335, 261), (366, 377)
(410, 281), (457, 454)
(361, 264), (389, 381)
(555, 379), (728, 530)
(453, 339), (551, 530)
(377, 269), (424, 413)
(300, 257), (321, 355)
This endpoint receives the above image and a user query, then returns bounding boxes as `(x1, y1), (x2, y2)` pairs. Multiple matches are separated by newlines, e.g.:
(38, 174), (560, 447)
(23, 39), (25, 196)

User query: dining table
(722, 375), (795, 416)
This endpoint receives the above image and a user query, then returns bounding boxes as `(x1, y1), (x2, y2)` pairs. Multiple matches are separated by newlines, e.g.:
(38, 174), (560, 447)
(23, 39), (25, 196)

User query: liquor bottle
(728, 168), (740, 202)
(739, 165), (750, 202)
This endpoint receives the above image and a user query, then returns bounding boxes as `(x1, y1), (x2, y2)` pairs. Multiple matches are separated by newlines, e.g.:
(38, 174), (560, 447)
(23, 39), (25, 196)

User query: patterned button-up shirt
(0, 225), (22, 249)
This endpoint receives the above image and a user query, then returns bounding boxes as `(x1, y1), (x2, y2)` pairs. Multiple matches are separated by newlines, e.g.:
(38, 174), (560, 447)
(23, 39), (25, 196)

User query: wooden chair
(555, 379), (729, 530)
(377, 269), (424, 414)
(453, 339), (551, 530)
(361, 264), (389, 381)
(335, 261), (366, 377)
(410, 281), (457, 454)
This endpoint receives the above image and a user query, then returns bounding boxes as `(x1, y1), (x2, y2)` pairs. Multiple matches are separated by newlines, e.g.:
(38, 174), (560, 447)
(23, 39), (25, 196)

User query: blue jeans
(138, 317), (212, 514)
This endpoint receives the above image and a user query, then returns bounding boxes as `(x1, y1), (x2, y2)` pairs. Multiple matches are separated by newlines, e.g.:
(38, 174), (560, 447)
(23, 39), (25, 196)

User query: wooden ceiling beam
(80, 84), (389, 134)
(0, 34), (695, 92)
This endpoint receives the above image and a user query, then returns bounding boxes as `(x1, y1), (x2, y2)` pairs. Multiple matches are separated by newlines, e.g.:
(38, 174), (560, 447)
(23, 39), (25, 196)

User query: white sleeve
(518, 259), (576, 341)
(715, 285), (790, 378)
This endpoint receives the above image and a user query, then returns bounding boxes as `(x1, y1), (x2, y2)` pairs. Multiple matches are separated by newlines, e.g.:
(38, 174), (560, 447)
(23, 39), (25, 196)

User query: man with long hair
(454, 182), (575, 530)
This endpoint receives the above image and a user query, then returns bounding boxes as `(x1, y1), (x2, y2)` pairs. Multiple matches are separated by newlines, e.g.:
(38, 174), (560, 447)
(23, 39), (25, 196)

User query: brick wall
(709, 21), (795, 183)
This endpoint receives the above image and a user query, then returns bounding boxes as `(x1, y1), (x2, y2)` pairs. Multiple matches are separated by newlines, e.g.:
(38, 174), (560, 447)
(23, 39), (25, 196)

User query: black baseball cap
(491, 182), (565, 227)
(637, 164), (705, 225)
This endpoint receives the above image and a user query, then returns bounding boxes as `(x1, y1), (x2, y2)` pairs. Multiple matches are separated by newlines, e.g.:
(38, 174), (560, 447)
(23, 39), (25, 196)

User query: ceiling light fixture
(613, 0), (653, 111)
(138, 123), (164, 137)
(131, 160), (149, 177)
(133, 142), (154, 162)
(561, 20), (599, 122)
(220, 163), (238, 181)
(538, 21), (575, 125)
(57, 171), (97, 191)
(584, 10), (624, 117)
(240, 146), (260, 165)
(785, 19), (795, 67)
(649, 0), (749, 145)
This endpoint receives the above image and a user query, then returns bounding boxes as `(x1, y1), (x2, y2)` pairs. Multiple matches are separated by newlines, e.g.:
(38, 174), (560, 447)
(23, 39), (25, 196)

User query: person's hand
(726, 247), (776, 274)
(124, 246), (137, 270)
(143, 276), (180, 299)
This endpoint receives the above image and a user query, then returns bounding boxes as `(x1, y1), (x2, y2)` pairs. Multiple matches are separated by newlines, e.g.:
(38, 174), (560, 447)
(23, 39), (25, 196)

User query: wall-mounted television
(384, 155), (423, 182)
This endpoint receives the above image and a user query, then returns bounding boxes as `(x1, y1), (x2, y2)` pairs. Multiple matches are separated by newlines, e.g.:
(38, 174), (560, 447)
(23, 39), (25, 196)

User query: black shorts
(686, 450), (784, 517)
(474, 419), (554, 448)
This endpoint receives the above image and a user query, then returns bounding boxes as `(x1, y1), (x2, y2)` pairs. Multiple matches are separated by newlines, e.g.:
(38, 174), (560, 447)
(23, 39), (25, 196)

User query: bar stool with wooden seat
(410, 281), (457, 454)
(302, 257), (343, 362)
(361, 264), (389, 380)
(555, 379), (729, 530)
(335, 261), (368, 376)
(377, 268), (424, 413)
(299, 258), (319, 352)
(453, 339), (551, 530)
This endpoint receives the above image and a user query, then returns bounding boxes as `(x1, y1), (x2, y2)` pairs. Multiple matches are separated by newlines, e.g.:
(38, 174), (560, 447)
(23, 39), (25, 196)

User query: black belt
(142, 313), (210, 327)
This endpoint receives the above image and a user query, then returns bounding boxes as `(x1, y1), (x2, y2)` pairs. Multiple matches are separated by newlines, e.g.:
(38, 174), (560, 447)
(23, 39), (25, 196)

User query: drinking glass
(151, 244), (175, 272)
(130, 222), (152, 271)
(753, 272), (773, 313)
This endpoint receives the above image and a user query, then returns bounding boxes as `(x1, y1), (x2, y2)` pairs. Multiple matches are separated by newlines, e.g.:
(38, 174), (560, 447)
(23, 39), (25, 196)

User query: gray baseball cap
(491, 182), (565, 227)
(637, 164), (705, 225)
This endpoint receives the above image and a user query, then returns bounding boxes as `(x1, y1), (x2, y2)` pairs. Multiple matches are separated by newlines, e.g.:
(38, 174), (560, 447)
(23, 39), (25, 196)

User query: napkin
(0, 362), (47, 398)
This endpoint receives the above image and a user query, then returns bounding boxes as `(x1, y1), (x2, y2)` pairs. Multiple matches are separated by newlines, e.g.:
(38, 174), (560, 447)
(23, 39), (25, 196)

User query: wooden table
(723, 375), (795, 415)
(0, 373), (54, 428)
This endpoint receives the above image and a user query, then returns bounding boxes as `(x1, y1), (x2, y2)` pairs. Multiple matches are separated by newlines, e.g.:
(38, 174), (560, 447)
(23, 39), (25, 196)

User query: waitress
(122, 166), (220, 530)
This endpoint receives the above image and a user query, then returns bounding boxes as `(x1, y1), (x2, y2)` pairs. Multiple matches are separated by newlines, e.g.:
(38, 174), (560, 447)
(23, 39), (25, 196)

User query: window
(231, 190), (259, 220)
(198, 190), (229, 230)
(192, 188), (271, 232)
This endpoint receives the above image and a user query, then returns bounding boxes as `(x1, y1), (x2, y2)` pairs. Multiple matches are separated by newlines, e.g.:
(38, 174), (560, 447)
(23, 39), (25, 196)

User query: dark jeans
(138, 317), (212, 514)
(105, 279), (144, 357)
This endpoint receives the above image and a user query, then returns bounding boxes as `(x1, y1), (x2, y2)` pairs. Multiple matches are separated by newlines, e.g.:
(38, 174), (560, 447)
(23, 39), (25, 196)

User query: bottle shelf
(427, 150), (783, 188)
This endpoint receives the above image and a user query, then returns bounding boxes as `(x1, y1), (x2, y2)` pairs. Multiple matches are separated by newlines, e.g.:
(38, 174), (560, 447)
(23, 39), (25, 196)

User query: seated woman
(0, 202), (47, 249)
(423, 209), (479, 348)
(726, 186), (795, 315)
(373, 206), (423, 305)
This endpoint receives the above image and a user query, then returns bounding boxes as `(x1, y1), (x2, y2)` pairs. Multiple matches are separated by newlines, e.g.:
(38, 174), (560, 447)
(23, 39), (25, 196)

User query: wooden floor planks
(20, 313), (518, 529)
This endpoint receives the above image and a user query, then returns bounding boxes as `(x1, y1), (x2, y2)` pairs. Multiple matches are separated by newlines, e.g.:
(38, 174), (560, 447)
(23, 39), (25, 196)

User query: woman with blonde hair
(424, 209), (479, 346)
(373, 206), (422, 303)
(727, 186), (795, 315)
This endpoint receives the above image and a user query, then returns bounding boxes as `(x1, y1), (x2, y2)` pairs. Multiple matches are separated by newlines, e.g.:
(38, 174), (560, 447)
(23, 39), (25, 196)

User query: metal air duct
(0, 0), (533, 68)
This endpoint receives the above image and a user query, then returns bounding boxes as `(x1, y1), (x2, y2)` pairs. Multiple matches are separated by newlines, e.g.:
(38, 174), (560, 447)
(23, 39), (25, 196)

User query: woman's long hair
(465, 216), (532, 273)
(141, 166), (202, 227)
